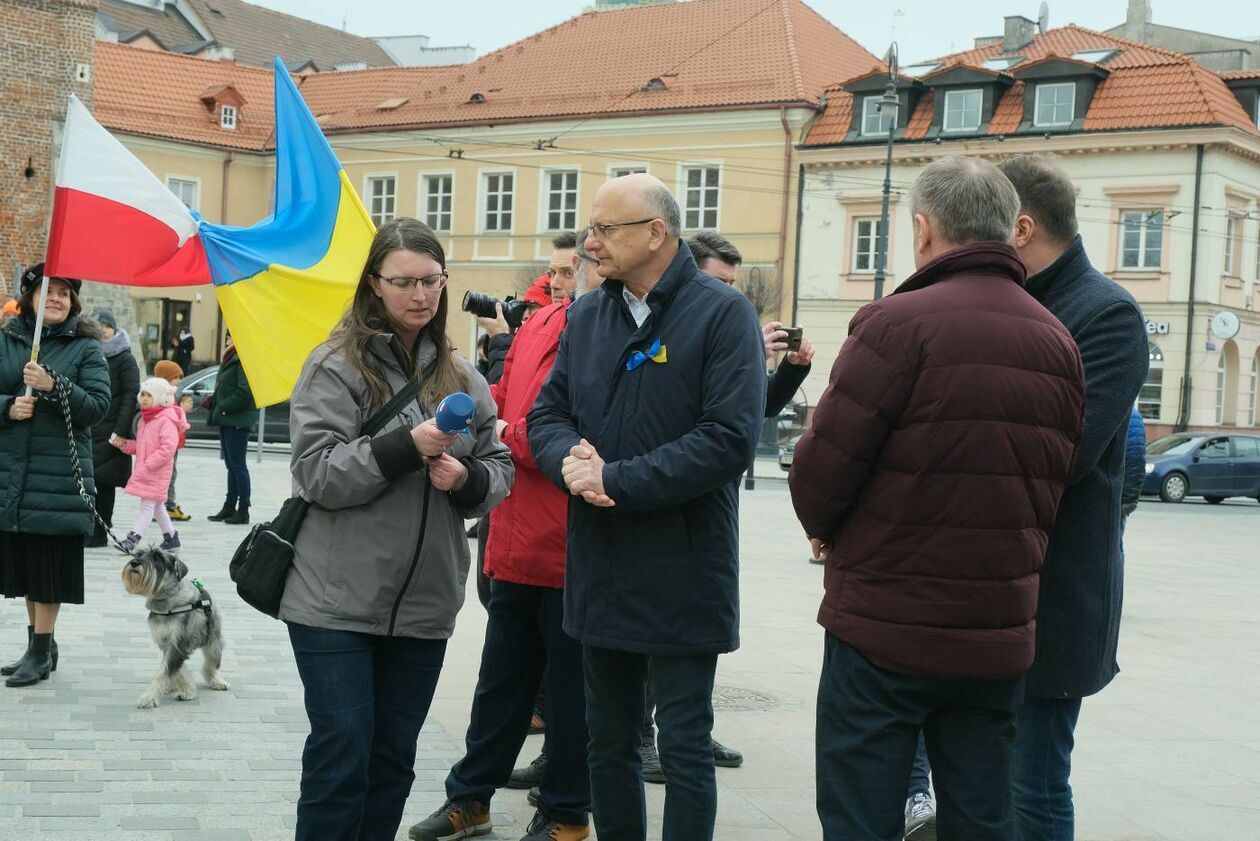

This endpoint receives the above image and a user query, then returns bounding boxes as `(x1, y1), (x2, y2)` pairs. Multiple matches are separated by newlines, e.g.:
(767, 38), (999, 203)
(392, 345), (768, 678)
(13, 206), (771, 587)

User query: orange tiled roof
(308, 0), (876, 132)
(1219, 69), (1260, 81)
(804, 24), (1257, 146)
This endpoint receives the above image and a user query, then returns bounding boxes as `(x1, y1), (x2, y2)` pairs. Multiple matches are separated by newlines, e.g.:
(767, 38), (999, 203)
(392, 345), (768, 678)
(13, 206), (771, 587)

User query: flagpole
(24, 276), (50, 397)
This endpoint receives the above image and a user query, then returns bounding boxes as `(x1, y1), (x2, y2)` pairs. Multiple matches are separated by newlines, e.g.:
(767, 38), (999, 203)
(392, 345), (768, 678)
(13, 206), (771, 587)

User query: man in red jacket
(789, 156), (1086, 841)
(410, 251), (589, 841)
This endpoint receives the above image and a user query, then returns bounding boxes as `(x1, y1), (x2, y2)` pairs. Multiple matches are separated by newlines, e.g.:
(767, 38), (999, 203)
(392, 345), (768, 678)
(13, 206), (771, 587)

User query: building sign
(1145, 320), (1170, 335)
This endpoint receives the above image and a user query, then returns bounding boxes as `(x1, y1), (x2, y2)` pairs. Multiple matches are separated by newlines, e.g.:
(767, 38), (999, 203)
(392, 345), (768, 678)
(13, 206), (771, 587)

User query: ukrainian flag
(198, 58), (374, 407)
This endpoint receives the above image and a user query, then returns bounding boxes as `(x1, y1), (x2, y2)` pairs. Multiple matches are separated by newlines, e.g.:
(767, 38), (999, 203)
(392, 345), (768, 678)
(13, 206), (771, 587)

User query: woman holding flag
(280, 218), (512, 841)
(0, 264), (110, 688)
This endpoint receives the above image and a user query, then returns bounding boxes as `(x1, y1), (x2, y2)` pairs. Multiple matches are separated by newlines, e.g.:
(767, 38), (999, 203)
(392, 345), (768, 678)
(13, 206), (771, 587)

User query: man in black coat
(1000, 155), (1149, 841)
(86, 309), (139, 547)
(529, 174), (765, 841)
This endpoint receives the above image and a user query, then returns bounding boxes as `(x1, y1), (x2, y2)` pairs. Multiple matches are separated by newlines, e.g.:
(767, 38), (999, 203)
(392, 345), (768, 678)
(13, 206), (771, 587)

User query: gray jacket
(279, 331), (513, 639)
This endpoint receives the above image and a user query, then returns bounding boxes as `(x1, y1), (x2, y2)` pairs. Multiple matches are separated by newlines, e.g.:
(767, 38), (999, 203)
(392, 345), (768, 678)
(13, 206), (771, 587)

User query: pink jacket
(119, 406), (189, 500)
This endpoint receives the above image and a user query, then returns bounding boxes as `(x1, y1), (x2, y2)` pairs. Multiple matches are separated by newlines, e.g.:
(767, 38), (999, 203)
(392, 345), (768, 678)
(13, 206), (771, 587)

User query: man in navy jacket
(529, 174), (765, 841)
(1000, 155), (1149, 841)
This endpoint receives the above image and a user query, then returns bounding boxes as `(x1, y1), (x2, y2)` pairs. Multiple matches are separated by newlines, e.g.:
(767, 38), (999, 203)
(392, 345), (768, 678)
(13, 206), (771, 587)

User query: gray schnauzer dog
(121, 547), (230, 709)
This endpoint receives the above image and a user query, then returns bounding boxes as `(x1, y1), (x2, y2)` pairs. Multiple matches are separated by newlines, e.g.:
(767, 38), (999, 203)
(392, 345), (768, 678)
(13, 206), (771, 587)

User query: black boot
(207, 501), (236, 522)
(6, 633), (53, 687)
(223, 504), (250, 525)
(0, 626), (31, 676)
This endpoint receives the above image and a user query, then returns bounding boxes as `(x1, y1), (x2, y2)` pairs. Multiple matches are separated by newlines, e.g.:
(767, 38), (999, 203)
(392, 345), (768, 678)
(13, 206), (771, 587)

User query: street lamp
(873, 42), (900, 300)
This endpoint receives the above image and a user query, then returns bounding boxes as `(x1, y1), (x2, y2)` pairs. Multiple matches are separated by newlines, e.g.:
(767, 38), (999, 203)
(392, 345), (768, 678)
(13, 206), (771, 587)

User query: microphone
(435, 391), (475, 434)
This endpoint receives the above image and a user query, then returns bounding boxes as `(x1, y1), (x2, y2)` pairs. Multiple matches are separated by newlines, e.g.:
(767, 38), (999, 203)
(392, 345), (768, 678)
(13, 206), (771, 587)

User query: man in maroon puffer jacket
(790, 156), (1086, 841)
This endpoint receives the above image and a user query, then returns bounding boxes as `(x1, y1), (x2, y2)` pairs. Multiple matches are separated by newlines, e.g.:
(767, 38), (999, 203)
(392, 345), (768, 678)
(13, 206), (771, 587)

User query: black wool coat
(91, 335), (140, 488)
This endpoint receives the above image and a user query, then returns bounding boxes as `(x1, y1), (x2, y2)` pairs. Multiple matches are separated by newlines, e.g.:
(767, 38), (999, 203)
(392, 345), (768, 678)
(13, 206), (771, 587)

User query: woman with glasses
(280, 217), (513, 841)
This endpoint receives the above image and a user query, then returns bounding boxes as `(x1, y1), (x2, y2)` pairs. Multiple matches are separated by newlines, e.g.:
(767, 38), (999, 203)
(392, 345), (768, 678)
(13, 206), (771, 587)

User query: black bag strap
(361, 378), (422, 438)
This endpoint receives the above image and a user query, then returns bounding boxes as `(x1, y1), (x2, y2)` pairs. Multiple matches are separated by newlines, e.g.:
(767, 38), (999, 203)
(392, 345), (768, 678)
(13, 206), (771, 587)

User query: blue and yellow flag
(198, 58), (374, 407)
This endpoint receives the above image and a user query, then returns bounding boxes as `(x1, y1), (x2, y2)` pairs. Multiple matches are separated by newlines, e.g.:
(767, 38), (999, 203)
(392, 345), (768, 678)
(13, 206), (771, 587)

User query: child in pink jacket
(111, 377), (190, 552)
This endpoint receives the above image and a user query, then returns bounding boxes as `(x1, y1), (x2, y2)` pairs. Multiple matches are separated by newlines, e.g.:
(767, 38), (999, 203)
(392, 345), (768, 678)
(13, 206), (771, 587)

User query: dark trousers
(817, 633), (1021, 841)
(909, 732), (931, 797)
(584, 645), (718, 841)
(91, 484), (118, 543)
(219, 425), (251, 507)
(1011, 696), (1083, 841)
(287, 623), (446, 841)
(446, 580), (589, 825)
(165, 452), (179, 508)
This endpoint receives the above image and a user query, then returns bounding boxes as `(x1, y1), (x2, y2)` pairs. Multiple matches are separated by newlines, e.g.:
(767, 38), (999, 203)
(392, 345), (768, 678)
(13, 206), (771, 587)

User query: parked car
(1142, 433), (1260, 504)
(178, 365), (291, 444)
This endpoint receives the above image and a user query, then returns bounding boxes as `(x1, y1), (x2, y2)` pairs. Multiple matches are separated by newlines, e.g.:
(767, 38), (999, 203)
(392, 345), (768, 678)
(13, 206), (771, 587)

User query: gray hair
(908, 156), (1020, 245)
(644, 182), (681, 238)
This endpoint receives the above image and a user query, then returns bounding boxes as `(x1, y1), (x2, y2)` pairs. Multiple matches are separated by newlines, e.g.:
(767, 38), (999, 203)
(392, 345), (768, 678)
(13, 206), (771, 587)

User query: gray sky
(247, 0), (1248, 65)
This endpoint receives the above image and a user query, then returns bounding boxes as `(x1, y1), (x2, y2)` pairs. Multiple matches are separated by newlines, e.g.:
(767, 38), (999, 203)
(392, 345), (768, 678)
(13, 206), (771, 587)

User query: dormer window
(1034, 82), (1075, 127)
(943, 89), (982, 132)
(861, 95), (894, 136)
(220, 104), (237, 130)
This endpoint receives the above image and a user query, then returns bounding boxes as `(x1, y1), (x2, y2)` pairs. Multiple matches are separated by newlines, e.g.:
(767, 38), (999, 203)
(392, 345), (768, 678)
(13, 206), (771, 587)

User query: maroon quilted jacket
(789, 242), (1085, 681)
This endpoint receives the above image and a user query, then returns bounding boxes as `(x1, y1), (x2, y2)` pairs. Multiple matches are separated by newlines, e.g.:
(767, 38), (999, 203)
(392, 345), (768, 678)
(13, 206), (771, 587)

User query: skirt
(0, 531), (86, 604)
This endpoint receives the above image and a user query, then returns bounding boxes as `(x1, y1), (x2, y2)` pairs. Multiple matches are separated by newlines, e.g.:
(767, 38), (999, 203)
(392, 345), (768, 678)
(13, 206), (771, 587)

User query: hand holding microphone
(411, 391), (476, 458)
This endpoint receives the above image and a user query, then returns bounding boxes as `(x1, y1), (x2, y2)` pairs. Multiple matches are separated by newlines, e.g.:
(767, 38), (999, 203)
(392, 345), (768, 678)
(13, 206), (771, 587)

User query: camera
(462, 291), (529, 331)
(783, 326), (803, 352)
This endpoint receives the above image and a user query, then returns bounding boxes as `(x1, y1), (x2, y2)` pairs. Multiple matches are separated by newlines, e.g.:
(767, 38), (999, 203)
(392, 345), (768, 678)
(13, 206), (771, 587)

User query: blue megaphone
(435, 391), (475, 434)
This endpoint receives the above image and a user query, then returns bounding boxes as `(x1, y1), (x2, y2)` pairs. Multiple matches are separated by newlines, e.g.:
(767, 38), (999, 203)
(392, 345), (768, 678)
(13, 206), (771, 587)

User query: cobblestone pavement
(0, 447), (1256, 840)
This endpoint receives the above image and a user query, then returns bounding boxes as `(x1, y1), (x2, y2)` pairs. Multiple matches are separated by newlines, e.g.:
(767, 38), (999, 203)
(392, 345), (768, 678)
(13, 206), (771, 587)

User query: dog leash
(42, 365), (134, 556)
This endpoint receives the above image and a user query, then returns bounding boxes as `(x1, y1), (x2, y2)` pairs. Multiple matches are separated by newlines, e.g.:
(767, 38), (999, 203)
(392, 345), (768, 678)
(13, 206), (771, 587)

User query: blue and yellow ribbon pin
(626, 338), (668, 372)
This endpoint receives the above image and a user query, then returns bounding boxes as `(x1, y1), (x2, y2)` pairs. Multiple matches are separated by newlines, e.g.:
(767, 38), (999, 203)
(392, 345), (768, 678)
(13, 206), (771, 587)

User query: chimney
(1003, 15), (1037, 53)
(1126, 0), (1151, 41)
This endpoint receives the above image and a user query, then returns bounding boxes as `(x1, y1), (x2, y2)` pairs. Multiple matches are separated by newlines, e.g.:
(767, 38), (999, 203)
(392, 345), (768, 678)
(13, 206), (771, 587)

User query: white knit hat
(138, 376), (175, 407)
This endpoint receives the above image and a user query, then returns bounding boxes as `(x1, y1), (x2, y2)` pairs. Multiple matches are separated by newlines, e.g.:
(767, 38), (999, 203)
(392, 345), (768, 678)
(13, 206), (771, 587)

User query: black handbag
(229, 378), (422, 618)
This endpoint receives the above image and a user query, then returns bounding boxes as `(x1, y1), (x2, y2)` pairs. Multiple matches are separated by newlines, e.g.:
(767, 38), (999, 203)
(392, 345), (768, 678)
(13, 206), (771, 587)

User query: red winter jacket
(486, 301), (570, 588)
(789, 243), (1085, 681)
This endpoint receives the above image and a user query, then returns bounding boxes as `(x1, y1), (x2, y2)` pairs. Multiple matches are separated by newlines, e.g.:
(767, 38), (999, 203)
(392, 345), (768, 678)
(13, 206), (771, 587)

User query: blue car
(1143, 433), (1260, 504)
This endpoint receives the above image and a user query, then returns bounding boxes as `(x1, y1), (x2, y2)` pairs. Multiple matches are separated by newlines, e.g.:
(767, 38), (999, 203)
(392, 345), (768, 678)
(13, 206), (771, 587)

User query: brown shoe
(408, 799), (491, 840)
(520, 810), (590, 841)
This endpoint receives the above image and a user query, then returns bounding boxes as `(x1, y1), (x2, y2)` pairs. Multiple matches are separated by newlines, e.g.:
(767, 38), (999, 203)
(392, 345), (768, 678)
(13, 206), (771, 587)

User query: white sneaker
(904, 791), (936, 837)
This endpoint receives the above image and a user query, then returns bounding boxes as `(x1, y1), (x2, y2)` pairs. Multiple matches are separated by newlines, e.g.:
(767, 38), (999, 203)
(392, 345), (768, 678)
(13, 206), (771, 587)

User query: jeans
(219, 425), (251, 507)
(908, 733), (931, 797)
(287, 623), (446, 841)
(584, 645), (718, 841)
(165, 452), (179, 508)
(446, 580), (589, 825)
(817, 633), (1021, 841)
(1011, 696), (1083, 841)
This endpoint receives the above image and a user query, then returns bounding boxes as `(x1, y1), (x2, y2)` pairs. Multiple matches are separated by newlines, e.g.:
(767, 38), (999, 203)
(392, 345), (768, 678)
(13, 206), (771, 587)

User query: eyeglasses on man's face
(373, 272), (448, 293)
(579, 218), (658, 242)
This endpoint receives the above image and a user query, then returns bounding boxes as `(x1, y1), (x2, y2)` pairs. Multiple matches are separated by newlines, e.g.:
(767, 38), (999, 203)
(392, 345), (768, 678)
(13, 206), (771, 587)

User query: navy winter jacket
(528, 245), (766, 655)
(1121, 407), (1146, 513)
(1023, 237), (1149, 698)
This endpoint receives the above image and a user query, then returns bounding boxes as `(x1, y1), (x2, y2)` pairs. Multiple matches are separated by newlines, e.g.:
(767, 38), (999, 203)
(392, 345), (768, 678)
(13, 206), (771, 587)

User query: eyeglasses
(579, 218), (657, 242)
(373, 272), (448, 293)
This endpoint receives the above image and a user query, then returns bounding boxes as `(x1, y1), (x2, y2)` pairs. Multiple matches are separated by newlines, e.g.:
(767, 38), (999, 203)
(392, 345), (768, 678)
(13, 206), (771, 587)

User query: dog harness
(148, 579), (213, 619)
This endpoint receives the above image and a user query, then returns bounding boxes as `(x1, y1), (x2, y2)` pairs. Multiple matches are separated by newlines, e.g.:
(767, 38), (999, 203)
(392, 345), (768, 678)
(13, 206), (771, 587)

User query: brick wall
(0, 0), (98, 298)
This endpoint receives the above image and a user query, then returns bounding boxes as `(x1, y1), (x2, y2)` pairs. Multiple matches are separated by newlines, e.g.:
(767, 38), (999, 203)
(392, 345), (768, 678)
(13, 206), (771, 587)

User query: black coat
(91, 333), (140, 488)
(1023, 237), (1149, 698)
(529, 245), (766, 655)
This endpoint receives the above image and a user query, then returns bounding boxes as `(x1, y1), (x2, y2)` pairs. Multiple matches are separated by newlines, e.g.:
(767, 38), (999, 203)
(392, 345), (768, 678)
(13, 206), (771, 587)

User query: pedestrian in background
(281, 217), (512, 841)
(790, 156), (1086, 840)
(154, 359), (192, 522)
(204, 332), (256, 526)
(530, 174), (765, 841)
(85, 308), (139, 548)
(1122, 406), (1146, 521)
(111, 377), (188, 552)
(0, 265), (110, 688)
(1000, 154), (1150, 841)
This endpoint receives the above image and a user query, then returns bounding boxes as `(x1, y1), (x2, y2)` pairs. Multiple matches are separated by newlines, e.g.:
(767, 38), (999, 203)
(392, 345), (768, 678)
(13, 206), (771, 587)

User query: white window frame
(480, 170), (516, 234)
(220, 104), (237, 130)
(852, 217), (882, 273)
(861, 95), (894, 136)
(679, 163), (721, 231)
(364, 174), (397, 227)
(1224, 214), (1240, 276)
(1119, 209), (1163, 271)
(1249, 353), (1259, 427)
(166, 175), (200, 212)
(1216, 353), (1228, 425)
(419, 171), (454, 233)
(1033, 82), (1075, 128)
(540, 168), (580, 233)
(609, 164), (649, 179)
(943, 88), (983, 132)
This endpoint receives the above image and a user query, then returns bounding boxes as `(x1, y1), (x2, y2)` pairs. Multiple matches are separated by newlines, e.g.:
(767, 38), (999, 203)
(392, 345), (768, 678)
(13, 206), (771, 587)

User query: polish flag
(44, 95), (212, 287)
